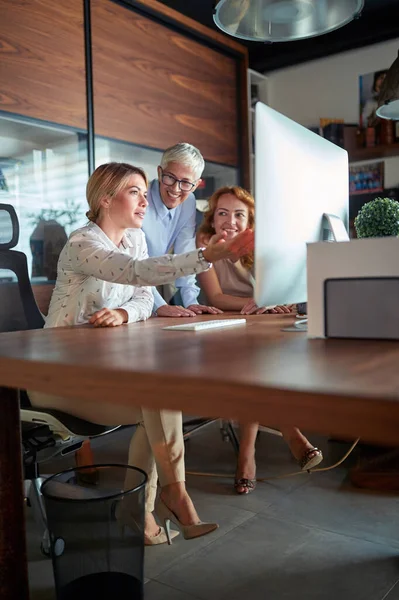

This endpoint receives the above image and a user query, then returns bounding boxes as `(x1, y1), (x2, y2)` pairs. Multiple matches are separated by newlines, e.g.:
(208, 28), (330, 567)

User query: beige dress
(213, 258), (253, 297)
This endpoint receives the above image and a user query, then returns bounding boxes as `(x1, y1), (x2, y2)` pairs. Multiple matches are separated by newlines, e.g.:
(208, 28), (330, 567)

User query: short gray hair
(161, 143), (205, 180)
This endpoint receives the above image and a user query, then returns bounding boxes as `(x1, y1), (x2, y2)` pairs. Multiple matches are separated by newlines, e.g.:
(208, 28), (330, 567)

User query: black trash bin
(41, 464), (147, 600)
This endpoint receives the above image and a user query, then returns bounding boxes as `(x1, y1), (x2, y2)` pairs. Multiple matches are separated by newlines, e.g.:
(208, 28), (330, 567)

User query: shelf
(248, 68), (267, 84)
(348, 143), (399, 163)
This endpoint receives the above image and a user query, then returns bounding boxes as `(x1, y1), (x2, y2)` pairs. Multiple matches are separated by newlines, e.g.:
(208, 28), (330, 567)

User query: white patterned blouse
(45, 222), (210, 328)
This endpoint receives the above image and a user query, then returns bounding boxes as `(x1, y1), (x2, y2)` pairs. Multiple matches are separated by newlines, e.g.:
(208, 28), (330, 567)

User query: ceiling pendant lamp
(376, 50), (399, 120)
(213, 0), (364, 43)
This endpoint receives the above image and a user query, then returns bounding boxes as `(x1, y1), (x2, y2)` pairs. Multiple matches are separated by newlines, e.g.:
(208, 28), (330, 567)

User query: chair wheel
(53, 537), (65, 557)
(40, 530), (51, 557)
(40, 531), (65, 558)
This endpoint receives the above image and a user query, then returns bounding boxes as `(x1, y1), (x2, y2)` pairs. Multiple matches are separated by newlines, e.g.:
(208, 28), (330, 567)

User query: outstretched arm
(68, 233), (210, 287)
(68, 228), (254, 288)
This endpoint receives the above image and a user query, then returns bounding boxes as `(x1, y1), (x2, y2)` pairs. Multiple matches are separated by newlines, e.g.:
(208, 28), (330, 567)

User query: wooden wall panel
(134, 0), (246, 53)
(92, 0), (239, 166)
(0, 0), (86, 129)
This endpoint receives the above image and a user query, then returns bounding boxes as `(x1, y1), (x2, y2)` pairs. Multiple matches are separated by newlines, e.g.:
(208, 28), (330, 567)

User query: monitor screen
(254, 102), (349, 307)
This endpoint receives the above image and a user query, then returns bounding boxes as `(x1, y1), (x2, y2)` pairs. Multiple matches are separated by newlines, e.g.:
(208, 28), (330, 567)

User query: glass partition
(0, 113), (89, 282)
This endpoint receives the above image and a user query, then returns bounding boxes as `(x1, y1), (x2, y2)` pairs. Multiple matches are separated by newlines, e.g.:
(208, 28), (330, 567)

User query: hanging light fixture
(376, 50), (399, 120)
(213, 0), (364, 43)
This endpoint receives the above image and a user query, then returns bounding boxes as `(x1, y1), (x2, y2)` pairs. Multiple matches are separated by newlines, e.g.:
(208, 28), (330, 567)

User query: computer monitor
(254, 102), (349, 307)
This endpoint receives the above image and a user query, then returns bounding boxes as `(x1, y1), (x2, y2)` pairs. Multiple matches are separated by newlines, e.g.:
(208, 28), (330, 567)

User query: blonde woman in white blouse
(29, 162), (253, 546)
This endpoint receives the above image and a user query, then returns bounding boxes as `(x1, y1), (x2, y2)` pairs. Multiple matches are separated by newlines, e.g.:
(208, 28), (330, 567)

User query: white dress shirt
(46, 222), (210, 329)
(142, 179), (199, 310)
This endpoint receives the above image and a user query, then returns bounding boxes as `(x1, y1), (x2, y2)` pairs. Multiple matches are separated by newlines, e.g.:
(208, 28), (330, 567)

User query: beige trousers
(28, 391), (185, 512)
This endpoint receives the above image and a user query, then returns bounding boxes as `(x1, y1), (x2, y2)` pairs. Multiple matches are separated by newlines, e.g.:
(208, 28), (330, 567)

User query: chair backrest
(0, 204), (45, 332)
(0, 206), (116, 447)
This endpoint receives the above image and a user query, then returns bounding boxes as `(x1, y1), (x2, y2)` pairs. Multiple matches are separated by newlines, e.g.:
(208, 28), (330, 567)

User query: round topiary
(354, 197), (399, 238)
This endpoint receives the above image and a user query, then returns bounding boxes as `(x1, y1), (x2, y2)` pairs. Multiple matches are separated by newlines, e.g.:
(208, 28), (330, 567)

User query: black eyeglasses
(160, 168), (197, 192)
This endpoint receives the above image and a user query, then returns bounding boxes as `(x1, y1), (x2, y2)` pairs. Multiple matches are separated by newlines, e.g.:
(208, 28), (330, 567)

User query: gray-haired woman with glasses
(142, 142), (223, 318)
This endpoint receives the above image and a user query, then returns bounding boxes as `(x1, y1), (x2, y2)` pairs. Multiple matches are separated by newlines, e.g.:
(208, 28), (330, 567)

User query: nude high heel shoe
(115, 502), (179, 546)
(155, 497), (218, 545)
(143, 526), (179, 546)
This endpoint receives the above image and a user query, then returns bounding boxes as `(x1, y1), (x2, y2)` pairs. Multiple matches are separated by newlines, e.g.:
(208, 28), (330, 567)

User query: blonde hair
(86, 162), (148, 222)
(198, 185), (255, 271)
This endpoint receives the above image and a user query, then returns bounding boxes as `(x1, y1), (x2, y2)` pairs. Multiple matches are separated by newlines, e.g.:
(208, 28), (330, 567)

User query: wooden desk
(2, 313), (399, 599)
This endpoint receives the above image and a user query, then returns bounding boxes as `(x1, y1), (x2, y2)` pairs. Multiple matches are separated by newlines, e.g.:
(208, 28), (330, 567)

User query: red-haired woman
(197, 186), (323, 495)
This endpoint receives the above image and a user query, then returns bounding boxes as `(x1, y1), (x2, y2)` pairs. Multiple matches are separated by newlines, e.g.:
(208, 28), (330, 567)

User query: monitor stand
(322, 213), (350, 242)
(282, 213), (349, 333)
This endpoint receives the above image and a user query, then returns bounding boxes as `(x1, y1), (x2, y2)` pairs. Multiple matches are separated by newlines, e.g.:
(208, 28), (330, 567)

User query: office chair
(0, 203), (120, 555)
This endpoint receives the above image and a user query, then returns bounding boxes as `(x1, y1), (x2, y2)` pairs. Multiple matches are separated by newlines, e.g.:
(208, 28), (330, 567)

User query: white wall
(266, 38), (399, 186)
(267, 38), (399, 127)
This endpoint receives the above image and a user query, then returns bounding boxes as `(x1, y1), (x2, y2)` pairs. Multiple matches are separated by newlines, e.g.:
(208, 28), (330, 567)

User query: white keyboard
(163, 318), (246, 332)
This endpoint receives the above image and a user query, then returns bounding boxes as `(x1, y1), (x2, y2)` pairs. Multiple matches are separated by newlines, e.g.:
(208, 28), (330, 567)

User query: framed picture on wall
(359, 69), (388, 128)
(349, 161), (384, 196)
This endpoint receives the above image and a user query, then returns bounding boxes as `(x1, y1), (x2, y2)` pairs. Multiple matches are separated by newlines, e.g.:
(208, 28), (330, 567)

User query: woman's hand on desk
(89, 308), (128, 327)
(155, 304), (223, 317)
(265, 305), (294, 314)
(156, 305), (197, 317)
(240, 299), (268, 315)
(240, 300), (293, 315)
(186, 304), (223, 315)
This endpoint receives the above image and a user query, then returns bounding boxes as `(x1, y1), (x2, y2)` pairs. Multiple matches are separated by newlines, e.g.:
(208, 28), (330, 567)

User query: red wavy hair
(198, 185), (254, 271)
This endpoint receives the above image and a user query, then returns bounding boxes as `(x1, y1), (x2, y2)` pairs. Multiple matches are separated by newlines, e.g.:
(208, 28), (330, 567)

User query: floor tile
(26, 421), (399, 600)
(384, 580), (399, 599)
(145, 502), (255, 580)
(156, 514), (399, 600)
(145, 580), (200, 600)
(28, 559), (56, 600)
(27, 514), (55, 600)
(265, 467), (399, 548)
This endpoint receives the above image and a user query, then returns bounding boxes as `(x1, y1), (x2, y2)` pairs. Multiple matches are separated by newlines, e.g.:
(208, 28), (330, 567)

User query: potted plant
(354, 197), (399, 238)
